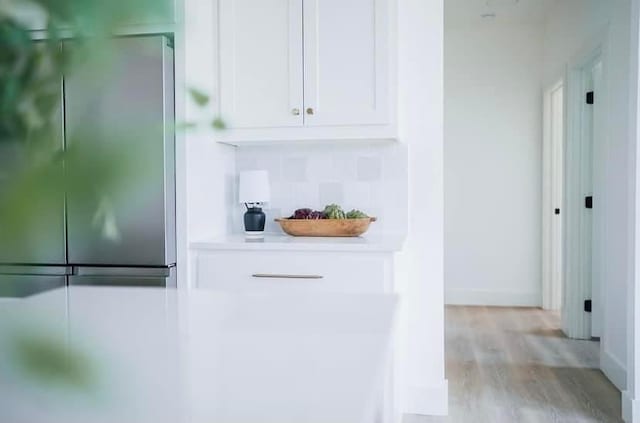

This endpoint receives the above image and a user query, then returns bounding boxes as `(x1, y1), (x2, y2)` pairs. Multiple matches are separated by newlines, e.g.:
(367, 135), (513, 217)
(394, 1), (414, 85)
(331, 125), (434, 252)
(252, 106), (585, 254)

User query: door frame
(625, 0), (640, 420)
(562, 40), (608, 340)
(542, 80), (565, 311)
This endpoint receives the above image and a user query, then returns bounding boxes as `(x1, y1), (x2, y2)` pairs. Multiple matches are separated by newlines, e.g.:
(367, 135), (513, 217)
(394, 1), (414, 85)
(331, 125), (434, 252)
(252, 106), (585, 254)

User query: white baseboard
(601, 349), (627, 392)
(623, 390), (639, 422)
(445, 289), (540, 307)
(403, 380), (449, 416)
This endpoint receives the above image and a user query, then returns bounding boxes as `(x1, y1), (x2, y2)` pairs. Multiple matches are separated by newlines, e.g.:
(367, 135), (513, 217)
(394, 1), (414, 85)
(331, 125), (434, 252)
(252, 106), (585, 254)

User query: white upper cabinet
(219, 0), (304, 128)
(215, 0), (395, 144)
(303, 0), (389, 127)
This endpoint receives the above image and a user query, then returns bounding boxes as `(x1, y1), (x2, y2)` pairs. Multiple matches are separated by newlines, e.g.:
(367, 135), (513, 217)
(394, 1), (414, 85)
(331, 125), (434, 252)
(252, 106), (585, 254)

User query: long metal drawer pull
(251, 273), (324, 280)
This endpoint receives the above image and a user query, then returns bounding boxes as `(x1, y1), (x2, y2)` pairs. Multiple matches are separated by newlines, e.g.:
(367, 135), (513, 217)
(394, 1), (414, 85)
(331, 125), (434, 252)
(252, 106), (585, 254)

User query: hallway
(407, 307), (623, 422)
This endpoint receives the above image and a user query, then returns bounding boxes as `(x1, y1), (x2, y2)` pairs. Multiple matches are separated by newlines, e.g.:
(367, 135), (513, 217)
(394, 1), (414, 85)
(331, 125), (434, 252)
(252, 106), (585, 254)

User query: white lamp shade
(238, 170), (271, 204)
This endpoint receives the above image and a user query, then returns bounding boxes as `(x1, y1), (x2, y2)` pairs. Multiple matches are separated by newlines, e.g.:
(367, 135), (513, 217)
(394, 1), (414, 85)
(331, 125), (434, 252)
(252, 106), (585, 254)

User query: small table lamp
(239, 170), (271, 238)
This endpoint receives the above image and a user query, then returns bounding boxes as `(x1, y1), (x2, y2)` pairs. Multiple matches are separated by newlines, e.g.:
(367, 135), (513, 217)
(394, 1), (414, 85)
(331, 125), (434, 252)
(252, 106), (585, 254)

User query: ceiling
(445, 0), (559, 25)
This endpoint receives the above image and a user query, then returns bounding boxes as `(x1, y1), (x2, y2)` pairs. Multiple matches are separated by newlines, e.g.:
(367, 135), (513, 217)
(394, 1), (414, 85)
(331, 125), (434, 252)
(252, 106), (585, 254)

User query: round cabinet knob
(292, 108), (300, 116)
(306, 107), (314, 115)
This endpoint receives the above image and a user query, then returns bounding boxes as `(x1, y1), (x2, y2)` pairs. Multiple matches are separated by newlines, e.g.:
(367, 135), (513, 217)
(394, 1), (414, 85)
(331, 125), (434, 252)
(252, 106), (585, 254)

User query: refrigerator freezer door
(69, 266), (176, 288)
(0, 275), (66, 298)
(64, 36), (176, 267)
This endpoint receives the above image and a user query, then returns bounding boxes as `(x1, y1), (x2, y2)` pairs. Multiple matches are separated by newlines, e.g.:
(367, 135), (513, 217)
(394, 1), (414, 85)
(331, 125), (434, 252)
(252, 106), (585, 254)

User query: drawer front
(195, 251), (389, 294)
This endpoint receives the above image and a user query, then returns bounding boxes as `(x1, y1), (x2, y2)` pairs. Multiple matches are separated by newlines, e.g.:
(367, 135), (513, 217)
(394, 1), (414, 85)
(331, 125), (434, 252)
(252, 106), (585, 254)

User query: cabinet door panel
(303, 0), (390, 126)
(219, 0), (303, 129)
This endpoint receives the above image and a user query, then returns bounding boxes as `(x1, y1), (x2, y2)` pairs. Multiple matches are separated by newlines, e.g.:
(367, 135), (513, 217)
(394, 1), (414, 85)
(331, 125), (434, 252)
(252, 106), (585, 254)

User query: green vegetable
(346, 209), (369, 219)
(323, 204), (346, 219)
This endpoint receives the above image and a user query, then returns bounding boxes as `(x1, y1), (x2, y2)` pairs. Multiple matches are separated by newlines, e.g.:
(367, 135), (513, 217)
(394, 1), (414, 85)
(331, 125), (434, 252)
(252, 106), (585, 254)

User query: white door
(218, 0), (304, 129)
(581, 65), (595, 336)
(562, 54), (605, 340)
(302, 0), (390, 126)
(577, 58), (605, 339)
(542, 82), (564, 311)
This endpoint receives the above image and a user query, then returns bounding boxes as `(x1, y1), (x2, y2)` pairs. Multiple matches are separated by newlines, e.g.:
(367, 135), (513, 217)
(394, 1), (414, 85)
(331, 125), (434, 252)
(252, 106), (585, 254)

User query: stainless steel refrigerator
(0, 35), (176, 297)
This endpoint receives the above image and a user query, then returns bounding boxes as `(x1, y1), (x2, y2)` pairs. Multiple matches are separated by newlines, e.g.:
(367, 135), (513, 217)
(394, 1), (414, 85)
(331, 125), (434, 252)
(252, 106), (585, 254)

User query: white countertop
(0, 287), (396, 423)
(191, 234), (405, 253)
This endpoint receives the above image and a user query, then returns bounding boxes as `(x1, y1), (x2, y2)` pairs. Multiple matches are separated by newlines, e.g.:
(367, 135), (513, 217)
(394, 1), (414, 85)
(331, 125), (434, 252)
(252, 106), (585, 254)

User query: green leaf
(212, 117), (226, 130)
(188, 87), (210, 107)
(177, 121), (198, 130)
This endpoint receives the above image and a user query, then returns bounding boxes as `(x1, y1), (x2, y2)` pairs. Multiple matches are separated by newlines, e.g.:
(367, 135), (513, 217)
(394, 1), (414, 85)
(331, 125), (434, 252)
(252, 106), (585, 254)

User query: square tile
(357, 156), (382, 182)
(283, 157), (308, 182)
(333, 153), (357, 181)
(344, 182), (371, 211)
(318, 182), (345, 207)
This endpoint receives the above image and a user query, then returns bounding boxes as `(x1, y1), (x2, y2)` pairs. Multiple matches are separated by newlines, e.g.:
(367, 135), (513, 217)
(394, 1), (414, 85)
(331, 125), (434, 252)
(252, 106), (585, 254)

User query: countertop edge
(189, 235), (406, 253)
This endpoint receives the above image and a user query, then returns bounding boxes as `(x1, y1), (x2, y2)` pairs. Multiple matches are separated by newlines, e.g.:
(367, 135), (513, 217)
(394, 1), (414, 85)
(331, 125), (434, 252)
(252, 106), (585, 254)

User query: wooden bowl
(275, 217), (377, 237)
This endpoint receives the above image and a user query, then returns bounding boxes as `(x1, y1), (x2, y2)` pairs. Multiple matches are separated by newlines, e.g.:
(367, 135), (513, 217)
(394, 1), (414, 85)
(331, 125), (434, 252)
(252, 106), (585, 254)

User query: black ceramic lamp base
(244, 207), (266, 238)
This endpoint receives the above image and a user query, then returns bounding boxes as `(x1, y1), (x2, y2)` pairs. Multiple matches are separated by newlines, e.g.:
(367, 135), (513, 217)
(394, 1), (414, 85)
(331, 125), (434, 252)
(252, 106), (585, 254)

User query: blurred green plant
(0, 0), (164, 145)
(10, 330), (95, 389)
(0, 0), (177, 393)
(186, 87), (227, 129)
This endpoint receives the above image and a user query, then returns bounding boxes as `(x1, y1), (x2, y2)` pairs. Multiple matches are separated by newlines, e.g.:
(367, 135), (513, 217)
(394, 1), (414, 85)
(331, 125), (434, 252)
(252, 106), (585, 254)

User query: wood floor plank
(405, 306), (623, 423)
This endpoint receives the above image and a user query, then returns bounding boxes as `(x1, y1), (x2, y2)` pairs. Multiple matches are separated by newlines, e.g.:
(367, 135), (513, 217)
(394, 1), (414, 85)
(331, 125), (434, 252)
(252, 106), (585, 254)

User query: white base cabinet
(190, 239), (402, 423)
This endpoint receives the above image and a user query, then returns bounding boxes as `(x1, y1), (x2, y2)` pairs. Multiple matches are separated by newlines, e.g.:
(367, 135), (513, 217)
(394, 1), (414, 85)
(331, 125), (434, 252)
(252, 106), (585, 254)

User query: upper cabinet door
(219, 0), (304, 129)
(302, 0), (390, 127)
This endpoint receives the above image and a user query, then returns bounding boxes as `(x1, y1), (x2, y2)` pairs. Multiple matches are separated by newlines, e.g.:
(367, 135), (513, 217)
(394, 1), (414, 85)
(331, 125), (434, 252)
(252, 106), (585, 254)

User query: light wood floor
(405, 306), (623, 423)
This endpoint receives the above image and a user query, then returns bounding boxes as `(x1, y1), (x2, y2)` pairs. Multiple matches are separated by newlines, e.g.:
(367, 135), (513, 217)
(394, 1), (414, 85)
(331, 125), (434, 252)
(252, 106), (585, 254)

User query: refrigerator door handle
(72, 266), (171, 277)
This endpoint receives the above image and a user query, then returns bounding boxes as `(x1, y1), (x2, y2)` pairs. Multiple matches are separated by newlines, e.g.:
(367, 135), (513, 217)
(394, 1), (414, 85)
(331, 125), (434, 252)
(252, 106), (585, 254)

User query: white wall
(444, 23), (544, 306)
(234, 143), (408, 237)
(183, 0), (237, 287)
(543, 0), (632, 392)
(396, 0), (447, 415)
(181, 0), (448, 415)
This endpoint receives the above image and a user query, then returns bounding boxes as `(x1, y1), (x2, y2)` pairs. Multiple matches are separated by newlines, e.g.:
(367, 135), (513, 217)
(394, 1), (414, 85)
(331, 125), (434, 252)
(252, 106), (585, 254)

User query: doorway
(562, 51), (605, 340)
(542, 80), (564, 312)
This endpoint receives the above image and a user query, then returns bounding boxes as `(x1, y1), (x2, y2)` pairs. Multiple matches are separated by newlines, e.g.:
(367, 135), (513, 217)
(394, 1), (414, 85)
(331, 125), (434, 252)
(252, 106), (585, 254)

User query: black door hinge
(584, 300), (592, 313)
(585, 196), (593, 209)
(586, 91), (594, 105)
(555, 208), (561, 215)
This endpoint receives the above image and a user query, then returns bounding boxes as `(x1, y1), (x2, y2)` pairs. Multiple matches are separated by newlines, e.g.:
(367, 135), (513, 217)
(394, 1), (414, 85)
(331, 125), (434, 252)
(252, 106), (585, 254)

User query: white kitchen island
(0, 287), (396, 423)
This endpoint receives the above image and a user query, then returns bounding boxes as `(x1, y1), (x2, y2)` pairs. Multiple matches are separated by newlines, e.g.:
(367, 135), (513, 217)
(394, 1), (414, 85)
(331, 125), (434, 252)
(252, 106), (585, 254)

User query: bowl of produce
(275, 204), (376, 237)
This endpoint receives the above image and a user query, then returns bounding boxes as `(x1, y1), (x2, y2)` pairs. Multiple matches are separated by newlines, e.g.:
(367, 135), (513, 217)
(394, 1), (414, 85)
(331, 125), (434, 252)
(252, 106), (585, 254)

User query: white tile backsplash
(318, 182), (345, 206)
(234, 142), (408, 236)
(283, 157), (308, 182)
(357, 156), (383, 181)
(343, 182), (371, 210)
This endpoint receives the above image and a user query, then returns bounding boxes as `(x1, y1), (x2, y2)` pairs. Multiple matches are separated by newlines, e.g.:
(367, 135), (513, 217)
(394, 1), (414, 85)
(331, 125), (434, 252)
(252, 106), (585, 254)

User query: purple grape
(291, 208), (313, 219)
(309, 211), (326, 220)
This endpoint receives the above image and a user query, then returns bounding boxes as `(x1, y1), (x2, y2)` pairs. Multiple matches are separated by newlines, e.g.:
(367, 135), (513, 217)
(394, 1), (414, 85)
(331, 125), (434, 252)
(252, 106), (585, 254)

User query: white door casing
(626, 2), (640, 420)
(591, 60), (605, 339)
